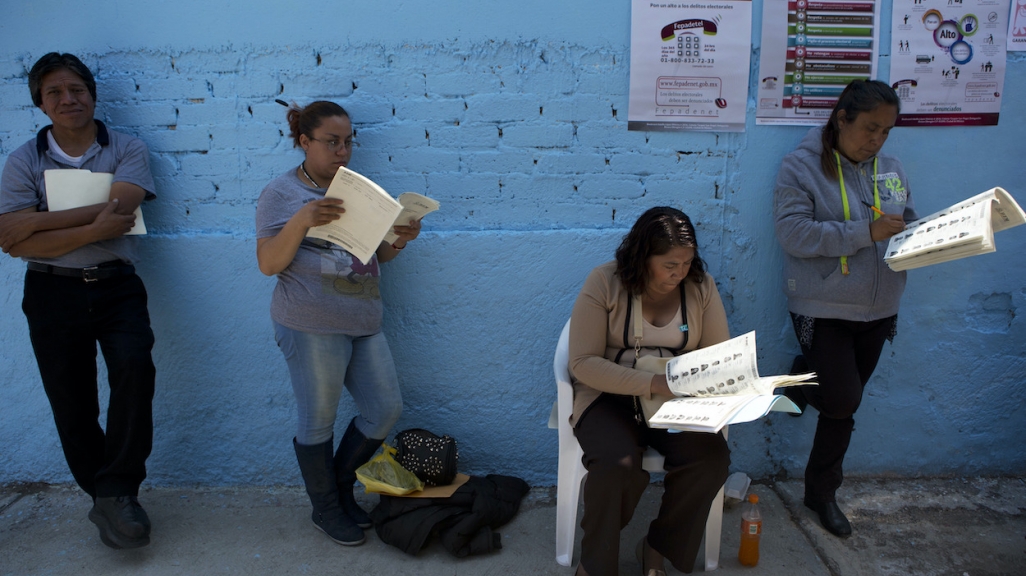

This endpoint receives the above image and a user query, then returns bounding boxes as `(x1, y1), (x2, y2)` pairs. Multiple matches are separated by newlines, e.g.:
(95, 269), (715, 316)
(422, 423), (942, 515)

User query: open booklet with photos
(305, 166), (440, 264)
(635, 331), (816, 434)
(884, 187), (1023, 272)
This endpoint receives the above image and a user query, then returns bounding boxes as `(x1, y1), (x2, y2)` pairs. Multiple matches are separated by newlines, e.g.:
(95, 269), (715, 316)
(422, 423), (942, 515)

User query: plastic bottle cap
(748, 494), (759, 503)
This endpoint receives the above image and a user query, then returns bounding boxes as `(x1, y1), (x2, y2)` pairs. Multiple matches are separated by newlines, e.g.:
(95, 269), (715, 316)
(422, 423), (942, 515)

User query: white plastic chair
(549, 319), (726, 571)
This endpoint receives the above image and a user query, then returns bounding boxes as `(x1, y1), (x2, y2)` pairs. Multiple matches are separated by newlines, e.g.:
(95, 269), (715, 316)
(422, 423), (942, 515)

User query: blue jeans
(273, 322), (402, 445)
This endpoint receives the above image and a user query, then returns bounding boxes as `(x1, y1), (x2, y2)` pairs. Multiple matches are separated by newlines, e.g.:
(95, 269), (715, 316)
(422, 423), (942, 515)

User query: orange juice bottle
(738, 493), (762, 567)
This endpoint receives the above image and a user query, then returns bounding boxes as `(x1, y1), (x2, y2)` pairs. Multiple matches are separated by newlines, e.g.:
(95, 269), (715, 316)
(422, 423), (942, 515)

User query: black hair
(279, 100), (350, 148)
(28, 53), (97, 107)
(821, 79), (901, 178)
(615, 206), (707, 295)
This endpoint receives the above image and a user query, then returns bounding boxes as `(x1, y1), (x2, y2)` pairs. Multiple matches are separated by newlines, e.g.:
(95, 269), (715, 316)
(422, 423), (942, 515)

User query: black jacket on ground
(370, 474), (530, 557)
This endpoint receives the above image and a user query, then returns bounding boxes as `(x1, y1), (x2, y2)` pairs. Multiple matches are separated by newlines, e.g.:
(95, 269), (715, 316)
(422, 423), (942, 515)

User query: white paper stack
(306, 166), (403, 265)
(44, 169), (146, 235)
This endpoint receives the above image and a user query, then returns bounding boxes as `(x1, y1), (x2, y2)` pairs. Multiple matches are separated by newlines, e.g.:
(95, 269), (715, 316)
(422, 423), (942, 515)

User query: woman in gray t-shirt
(255, 100), (422, 547)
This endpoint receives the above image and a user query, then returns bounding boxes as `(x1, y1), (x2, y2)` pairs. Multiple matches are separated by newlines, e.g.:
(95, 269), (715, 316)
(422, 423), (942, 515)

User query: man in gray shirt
(0, 52), (157, 549)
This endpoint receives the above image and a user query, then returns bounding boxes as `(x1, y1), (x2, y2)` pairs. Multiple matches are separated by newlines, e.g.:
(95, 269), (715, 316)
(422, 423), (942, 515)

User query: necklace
(300, 162), (321, 188)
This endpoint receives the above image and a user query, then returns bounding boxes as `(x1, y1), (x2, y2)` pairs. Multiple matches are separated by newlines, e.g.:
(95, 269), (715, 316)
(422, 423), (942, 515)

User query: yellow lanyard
(835, 151), (880, 275)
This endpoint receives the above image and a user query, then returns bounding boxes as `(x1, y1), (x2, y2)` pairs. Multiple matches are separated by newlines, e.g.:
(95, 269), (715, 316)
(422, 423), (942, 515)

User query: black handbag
(393, 428), (459, 487)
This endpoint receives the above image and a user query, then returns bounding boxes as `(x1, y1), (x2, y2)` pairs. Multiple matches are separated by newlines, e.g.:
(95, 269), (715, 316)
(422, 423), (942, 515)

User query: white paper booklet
(884, 187), (1024, 272)
(646, 331), (816, 433)
(44, 169), (146, 234)
(383, 192), (441, 244)
(306, 166), (404, 264)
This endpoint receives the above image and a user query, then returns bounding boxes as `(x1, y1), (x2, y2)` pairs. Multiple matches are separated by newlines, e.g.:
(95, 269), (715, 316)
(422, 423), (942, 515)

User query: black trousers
(22, 270), (156, 499)
(574, 394), (730, 576)
(792, 316), (892, 504)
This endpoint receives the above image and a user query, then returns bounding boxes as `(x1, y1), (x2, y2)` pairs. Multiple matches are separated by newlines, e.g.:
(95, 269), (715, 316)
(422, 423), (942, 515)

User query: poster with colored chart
(628, 0), (753, 132)
(891, 0), (1008, 126)
(756, 0), (881, 125)
(890, 0), (1009, 125)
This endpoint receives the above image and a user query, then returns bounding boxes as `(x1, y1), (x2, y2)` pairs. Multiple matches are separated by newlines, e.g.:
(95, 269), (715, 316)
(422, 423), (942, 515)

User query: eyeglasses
(308, 136), (355, 152)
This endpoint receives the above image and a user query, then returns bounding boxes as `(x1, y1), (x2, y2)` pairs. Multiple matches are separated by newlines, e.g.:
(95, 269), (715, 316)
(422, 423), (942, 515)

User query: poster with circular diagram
(891, 0), (1009, 126)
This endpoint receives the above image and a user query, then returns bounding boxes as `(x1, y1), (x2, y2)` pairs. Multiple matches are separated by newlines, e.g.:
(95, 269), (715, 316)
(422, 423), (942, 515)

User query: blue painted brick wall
(1, 1), (1024, 488)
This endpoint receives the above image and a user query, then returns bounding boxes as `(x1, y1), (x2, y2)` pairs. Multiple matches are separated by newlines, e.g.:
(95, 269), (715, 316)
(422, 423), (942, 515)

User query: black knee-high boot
(294, 437), (365, 545)
(333, 419), (384, 529)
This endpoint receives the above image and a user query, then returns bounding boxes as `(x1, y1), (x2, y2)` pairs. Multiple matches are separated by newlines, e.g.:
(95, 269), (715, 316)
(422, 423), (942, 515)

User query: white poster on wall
(628, 0), (753, 132)
(891, 0), (1009, 126)
(756, 0), (882, 126)
(1008, 0), (1026, 50)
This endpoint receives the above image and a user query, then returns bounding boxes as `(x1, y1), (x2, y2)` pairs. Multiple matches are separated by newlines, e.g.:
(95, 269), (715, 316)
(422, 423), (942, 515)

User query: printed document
(306, 166), (403, 265)
(44, 169), (146, 235)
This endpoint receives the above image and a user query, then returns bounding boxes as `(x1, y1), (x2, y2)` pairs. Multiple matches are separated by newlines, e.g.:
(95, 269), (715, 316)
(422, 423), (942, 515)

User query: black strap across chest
(612, 283), (689, 365)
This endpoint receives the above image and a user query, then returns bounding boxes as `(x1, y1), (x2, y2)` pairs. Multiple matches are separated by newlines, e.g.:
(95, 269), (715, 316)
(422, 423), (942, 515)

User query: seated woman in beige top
(568, 206), (731, 576)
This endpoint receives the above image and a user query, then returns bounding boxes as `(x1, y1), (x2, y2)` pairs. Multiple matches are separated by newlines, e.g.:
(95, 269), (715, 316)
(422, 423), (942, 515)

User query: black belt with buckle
(27, 261), (135, 282)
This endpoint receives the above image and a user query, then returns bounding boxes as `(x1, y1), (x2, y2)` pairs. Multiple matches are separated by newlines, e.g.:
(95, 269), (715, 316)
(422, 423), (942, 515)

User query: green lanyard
(835, 151), (880, 275)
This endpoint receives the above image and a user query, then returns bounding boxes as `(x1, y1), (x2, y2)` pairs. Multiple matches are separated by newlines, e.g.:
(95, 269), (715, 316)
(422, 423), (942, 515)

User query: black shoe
(88, 496), (151, 549)
(310, 507), (365, 546)
(805, 500), (852, 537)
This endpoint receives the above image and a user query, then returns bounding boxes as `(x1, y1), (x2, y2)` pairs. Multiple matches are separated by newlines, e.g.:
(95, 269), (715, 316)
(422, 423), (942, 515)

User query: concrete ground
(1, 477), (1023, 576)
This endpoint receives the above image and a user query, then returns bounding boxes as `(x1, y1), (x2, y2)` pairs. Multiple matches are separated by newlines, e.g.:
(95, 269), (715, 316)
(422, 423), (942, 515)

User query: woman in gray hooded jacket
(773, 80), (918, 537)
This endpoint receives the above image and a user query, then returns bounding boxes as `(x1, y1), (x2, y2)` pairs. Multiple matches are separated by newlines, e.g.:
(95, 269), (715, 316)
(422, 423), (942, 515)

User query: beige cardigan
(567, 261), (730, 427)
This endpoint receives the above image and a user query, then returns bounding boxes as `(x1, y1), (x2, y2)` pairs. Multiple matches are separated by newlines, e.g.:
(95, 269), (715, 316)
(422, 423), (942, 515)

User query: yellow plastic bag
(356, 444), (425, 496)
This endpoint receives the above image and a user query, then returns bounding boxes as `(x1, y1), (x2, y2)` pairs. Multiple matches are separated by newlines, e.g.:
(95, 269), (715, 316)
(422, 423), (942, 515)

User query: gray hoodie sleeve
(773, 151), (874, 259)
